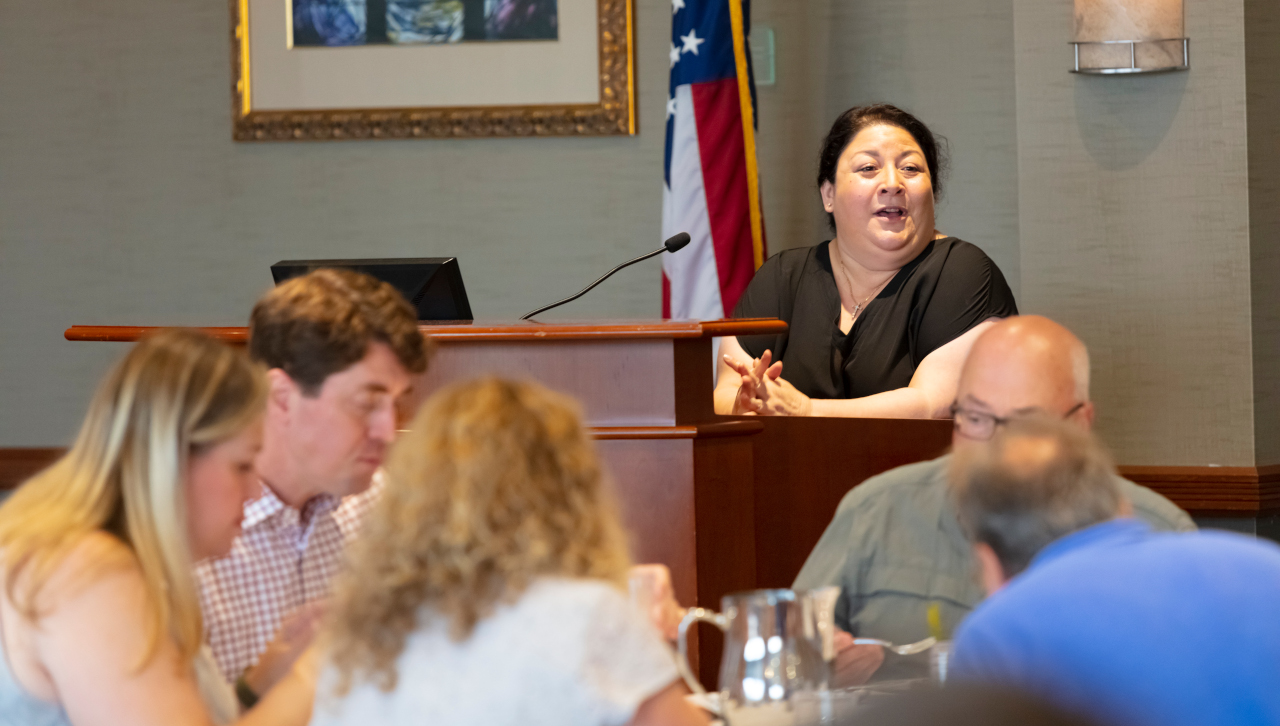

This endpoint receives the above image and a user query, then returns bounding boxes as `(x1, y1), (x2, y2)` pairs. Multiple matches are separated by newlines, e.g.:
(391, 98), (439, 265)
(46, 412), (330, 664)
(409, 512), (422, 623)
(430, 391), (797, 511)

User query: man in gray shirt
(793, 315), (1194, 682)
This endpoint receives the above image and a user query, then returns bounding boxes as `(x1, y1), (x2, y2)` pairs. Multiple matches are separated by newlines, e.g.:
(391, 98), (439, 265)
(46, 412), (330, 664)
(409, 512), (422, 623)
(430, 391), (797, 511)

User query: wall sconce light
(1072, 0), (1189, 74)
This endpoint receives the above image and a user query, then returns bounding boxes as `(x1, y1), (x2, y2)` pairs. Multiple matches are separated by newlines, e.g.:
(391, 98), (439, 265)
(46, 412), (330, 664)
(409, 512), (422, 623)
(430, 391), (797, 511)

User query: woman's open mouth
(875, 207), (907, 221)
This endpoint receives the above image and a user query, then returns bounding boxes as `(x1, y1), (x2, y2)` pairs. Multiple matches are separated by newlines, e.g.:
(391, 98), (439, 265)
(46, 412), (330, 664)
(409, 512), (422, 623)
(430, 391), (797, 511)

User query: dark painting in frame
(231, 0), (635, 140)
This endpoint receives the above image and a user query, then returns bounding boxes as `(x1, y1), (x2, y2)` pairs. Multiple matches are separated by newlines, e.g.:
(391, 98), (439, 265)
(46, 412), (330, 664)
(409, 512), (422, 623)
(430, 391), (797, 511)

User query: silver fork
(851, 636), (938, 655)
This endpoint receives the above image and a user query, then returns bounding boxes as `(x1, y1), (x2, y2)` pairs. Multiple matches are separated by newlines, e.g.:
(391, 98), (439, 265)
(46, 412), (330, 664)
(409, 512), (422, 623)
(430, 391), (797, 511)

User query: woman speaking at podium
(714, 105), (1017, 418)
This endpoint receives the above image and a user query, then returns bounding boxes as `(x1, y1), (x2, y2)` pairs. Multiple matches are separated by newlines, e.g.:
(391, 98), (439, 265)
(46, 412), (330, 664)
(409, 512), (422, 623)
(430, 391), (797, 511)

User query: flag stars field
(680, 29), (705, 56)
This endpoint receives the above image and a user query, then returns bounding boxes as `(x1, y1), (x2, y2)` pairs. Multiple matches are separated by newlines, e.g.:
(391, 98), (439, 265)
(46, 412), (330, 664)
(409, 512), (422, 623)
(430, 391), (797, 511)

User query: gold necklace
(835, 249), (887, 321)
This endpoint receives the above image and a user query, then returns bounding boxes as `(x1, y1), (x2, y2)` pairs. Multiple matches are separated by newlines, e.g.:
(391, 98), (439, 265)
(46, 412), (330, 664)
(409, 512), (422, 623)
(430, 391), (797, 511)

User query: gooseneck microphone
(520, 232), (692, 320)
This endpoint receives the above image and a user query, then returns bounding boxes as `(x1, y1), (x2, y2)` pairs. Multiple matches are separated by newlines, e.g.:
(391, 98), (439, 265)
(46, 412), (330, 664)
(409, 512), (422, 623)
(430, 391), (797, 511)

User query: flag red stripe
(691, 78), (757, 317)
(661, 271), (671, 319)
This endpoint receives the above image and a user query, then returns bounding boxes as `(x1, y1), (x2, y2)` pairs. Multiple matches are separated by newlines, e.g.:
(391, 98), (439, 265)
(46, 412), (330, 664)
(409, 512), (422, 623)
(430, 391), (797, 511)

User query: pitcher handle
(676, 607), (729, 696)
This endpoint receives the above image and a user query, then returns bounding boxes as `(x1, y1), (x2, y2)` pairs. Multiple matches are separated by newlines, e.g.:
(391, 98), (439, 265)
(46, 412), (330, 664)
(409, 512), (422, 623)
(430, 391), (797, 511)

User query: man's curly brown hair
(324, 377), (633, 694)
(249, 268), (428, 395)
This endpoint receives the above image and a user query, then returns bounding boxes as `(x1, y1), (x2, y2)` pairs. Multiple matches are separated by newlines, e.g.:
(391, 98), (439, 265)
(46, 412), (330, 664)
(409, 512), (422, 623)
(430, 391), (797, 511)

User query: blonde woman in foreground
(314, 378), (710, 726)
(0, 330), (315, 726)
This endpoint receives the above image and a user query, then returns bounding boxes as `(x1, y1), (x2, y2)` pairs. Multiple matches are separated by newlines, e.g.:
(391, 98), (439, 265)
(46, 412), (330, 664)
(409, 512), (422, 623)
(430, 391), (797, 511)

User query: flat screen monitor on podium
(270, 258), (474, 321)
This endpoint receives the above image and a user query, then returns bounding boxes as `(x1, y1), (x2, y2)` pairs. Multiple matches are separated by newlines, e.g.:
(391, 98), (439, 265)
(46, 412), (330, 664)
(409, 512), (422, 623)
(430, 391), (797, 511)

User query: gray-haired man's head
(949, 416), (1125, 592)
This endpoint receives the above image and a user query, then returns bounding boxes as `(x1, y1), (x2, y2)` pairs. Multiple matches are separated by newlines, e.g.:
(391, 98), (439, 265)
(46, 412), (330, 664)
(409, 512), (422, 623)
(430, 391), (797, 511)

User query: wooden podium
(65, 320), (954, 681)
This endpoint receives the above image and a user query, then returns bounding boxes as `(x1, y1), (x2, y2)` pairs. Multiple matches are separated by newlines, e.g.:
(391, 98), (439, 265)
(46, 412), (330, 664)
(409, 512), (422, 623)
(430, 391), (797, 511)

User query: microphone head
(664, 232), (692, 253)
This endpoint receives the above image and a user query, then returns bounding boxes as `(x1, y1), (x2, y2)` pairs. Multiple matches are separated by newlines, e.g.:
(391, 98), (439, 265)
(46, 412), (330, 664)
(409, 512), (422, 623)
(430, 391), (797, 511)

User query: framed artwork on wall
(231, 0), (635, 141)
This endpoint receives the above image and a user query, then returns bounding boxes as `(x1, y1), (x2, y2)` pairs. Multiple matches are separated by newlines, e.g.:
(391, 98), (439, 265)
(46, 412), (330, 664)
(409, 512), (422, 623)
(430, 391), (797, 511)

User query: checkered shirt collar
(242, 482), (286, 529)
(241, 481), (340, 531)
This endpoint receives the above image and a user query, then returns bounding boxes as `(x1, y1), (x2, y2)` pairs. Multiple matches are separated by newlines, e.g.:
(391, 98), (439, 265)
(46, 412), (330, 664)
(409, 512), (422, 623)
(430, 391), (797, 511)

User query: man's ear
(973, 543), (1007, 597)
(1075, 400), (1097, 430)
(266, 368), (297, 418)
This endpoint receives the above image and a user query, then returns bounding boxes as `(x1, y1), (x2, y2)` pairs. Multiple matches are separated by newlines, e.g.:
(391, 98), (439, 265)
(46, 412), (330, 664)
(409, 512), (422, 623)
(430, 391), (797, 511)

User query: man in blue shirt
(949, 417), (1280, 726)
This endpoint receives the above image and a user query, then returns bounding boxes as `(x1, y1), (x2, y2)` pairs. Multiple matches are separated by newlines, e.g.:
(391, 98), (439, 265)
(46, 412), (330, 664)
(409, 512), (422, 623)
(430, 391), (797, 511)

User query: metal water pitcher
(676, 588), (840, 715)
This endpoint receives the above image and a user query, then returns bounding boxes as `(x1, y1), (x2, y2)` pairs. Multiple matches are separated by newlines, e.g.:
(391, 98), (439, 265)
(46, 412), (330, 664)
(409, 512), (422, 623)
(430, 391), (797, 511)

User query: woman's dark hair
(817, 104), (948, 231)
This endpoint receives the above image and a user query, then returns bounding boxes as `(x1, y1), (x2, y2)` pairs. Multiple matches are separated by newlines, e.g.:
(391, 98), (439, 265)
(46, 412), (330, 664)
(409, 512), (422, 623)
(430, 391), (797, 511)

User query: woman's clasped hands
(723, 350), (813, 417)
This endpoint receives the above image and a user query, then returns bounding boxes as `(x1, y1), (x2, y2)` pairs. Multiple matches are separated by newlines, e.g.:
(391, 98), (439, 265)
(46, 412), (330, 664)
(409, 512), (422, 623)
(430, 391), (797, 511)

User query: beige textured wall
(1246, 0), (1280, 466)
(752, 1), (836, 258)
(1013, 0), (1256, 465)
(0, 0), (675, 446)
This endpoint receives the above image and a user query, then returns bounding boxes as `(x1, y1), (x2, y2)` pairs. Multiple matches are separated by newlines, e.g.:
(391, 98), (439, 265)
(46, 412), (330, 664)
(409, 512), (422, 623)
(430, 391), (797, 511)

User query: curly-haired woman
(0, 329), (316, 726)
(313, 378), (709, 726)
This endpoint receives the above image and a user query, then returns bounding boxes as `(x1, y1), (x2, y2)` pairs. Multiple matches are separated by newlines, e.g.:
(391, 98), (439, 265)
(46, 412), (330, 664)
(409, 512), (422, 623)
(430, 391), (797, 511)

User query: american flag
(661, 0), (766, 320)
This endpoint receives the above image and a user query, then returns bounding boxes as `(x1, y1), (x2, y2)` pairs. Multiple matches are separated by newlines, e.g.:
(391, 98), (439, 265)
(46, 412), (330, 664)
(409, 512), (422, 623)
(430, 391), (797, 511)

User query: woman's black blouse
(732, 237), (1017, 400)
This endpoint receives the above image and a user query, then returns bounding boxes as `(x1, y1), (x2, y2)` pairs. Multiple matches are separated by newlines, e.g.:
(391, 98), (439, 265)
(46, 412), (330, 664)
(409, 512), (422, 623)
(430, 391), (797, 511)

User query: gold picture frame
(230, 0), (635, 141)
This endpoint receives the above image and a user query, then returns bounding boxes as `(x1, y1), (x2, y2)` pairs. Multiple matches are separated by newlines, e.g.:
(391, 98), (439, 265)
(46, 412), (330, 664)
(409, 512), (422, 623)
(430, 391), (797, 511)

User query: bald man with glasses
(793, 315), (1193, 683)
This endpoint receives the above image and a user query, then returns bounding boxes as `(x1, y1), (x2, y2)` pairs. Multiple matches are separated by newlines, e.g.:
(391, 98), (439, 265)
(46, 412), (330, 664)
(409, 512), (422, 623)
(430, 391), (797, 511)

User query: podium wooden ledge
(64, 318), (788, 344)
(592, 421), (764, 440)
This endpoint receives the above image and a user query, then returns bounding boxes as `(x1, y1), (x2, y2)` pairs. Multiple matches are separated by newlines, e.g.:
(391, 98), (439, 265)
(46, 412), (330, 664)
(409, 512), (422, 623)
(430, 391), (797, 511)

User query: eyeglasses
(949, 402), (1085, 441)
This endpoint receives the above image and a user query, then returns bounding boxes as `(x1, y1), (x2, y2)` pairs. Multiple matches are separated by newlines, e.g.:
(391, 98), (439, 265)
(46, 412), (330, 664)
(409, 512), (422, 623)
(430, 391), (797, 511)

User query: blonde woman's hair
(326, 377), (633, 694)
(0, 329), (267, 666)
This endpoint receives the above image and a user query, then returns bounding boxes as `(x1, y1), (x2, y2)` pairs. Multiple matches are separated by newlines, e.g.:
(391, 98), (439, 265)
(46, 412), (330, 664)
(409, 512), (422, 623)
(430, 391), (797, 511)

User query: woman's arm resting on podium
(737, 320), (997, 418)
(812, 318), (996, 418)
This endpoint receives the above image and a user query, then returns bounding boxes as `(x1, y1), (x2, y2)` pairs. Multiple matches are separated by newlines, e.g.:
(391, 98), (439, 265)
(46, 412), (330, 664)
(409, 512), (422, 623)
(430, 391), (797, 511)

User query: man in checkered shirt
(196, 268), (428, 698)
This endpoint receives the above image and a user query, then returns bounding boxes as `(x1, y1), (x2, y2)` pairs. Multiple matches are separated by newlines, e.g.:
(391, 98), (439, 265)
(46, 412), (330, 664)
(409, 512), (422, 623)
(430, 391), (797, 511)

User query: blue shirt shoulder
(953, 521), (1280, 726)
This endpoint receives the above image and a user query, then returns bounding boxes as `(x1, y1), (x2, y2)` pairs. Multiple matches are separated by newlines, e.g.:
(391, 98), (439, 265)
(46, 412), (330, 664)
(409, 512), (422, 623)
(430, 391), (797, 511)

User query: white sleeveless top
(311, 577), (679, 726)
